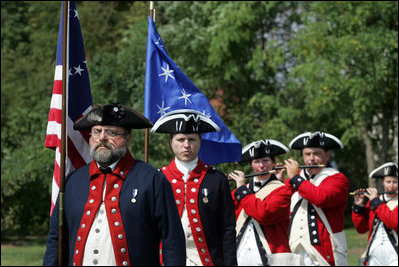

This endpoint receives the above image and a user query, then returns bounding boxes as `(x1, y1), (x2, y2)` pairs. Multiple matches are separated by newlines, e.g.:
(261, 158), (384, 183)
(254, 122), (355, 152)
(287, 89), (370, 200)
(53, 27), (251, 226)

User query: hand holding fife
(364, 187), (379, 200)
(284, 158), (299, 179)
(353, 188), (367, 205)
(228, 170), (246, 188)
(274, 162), (286, 181)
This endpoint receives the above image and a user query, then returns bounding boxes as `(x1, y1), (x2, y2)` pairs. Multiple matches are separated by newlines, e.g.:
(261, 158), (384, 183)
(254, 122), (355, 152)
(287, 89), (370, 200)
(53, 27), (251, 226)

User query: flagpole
(59, 1), (69, 265)
(144, 1), (155, 163)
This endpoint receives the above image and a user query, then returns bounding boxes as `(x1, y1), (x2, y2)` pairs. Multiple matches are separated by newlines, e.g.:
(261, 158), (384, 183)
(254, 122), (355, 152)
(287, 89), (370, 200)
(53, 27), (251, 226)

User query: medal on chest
(131, 188), (138, 203)
(202, 188), (209, 203)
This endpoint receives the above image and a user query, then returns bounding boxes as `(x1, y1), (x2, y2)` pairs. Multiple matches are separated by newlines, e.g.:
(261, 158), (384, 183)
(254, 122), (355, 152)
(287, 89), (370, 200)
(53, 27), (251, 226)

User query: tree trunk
(361, 125), (376, 188)
(381, 107), (390, 163)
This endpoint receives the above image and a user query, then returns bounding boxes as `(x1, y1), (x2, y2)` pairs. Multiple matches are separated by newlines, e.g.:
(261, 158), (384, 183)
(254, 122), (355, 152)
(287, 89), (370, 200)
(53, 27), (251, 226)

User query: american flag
(45, 1), (92, 216)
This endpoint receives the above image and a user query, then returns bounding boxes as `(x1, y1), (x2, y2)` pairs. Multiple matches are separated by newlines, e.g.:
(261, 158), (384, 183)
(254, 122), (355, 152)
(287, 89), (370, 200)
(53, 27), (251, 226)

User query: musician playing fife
(229, 139), (300, 266)
(352, 162), (398, 266)
(284, 131), (349, 266)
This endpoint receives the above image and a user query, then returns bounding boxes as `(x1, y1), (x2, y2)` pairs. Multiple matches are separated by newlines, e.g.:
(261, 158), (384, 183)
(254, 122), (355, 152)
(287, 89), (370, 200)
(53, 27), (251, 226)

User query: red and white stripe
(45, 65), (92, 216)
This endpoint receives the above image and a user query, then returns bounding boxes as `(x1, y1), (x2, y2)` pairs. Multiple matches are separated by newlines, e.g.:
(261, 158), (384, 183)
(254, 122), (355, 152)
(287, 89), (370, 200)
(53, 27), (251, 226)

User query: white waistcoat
(365, 195), (398, 266)
(83, 161), (119, 266)
(175, 158), (202, 266)
(289, 168), (348, 266)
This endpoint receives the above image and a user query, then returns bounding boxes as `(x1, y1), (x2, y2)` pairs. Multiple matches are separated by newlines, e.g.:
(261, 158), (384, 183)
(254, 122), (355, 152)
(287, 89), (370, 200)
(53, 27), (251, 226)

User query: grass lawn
(346, 227), (368, 266)
(1, 236), (47, 266)
(2, 228), (369, 266)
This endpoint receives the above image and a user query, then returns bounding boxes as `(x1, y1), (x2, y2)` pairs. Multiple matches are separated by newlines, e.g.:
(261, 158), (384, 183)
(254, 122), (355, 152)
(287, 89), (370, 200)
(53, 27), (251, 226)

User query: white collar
(253, 176), (268, 186)
(253, 176), (270, 192)
(381, 194), (394, 202)
(175, 157), (198, 176)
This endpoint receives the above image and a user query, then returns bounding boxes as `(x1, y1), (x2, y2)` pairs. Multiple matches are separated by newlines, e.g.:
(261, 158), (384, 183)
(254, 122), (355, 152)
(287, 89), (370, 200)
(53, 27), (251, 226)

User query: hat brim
(150, 109), (220, 134)
(73, 104), (153, 130)
(241, 139), (289, 162)
(369, 162), (398, 178)
(289, 132), (343, 150)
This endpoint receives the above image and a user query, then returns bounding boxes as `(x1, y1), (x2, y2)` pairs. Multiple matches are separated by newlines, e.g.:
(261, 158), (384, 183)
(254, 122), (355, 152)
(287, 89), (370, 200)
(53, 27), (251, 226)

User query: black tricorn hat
(241, 139), (289, 162)
(150, 109), (220, 134)
(73, 103), (153, 130)
(369, 162), (398, 179)
(289, 131), (343, 150)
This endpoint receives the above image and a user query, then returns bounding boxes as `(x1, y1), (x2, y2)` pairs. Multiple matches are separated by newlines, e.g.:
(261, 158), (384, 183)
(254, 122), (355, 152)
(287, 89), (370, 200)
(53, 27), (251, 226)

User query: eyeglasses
(90, 128), (126, 138)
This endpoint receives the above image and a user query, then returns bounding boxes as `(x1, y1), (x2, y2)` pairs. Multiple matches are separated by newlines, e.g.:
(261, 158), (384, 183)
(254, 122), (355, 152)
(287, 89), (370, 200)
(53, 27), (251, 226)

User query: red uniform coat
(231, 176), (292, 253)
(285, 170), (349, 266)
(352, 197), (398, 243)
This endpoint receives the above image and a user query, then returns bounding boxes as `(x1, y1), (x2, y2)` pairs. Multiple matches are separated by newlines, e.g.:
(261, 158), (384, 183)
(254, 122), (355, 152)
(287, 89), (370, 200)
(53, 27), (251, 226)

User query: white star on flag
(156, 101), (171, 116)
(74, 9), (79, 19)
(178, 88), (192, 106)
(155, 37), (163, 48)
(74, 65), (84, 76)
(158, 64), (175, 83)
(202, 110), (212, 118)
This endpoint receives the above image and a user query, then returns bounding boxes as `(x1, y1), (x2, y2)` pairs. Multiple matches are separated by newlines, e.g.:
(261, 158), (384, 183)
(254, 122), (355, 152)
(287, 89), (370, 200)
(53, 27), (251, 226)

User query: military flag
(144, 16), (241, 165)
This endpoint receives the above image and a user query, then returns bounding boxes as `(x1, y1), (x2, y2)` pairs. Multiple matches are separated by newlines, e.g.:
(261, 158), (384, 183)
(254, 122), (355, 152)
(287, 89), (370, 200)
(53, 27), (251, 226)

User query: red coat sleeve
(296, 173), (349, 208)
(351, 206), (370, 234)
(237, 185), (292, 226)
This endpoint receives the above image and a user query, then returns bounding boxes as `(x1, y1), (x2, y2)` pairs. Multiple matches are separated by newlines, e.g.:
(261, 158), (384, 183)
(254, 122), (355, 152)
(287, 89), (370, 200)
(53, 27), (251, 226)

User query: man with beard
(43, 103), (186, 266)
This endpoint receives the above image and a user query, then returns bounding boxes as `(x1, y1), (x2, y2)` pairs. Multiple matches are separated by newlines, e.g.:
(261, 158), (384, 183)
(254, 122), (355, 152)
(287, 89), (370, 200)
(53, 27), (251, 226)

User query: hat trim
(242, 139), (289, 155)
(73, 104), (153, 130)
(289, 131), (343, 149)
(150, 109), (220, 133)
(369, 162), (398, 178)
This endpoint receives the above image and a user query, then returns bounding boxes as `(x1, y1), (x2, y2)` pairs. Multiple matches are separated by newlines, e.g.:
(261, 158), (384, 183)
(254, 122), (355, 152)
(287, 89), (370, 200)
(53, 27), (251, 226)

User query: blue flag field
(144, 16), (241, 165)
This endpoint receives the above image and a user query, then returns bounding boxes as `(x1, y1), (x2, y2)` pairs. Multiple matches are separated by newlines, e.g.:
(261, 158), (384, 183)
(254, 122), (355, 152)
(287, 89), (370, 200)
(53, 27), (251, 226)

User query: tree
(284, 1), (398, 188)
(1, 1), (60, 236)
(156, 1), (301, 150)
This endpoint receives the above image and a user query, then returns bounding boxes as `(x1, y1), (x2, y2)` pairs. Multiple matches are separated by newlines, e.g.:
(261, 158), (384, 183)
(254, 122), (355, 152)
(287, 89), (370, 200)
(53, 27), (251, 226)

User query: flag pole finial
(149, 1), (155, 21)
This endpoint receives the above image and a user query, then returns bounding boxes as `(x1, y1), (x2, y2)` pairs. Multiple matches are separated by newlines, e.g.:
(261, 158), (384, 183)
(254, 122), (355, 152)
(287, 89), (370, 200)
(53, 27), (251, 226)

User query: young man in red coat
(284, 131), (349, 266)
(352, 162), (398, 266)
(228, 139), (299, 266)
(151, 109), (237, 266)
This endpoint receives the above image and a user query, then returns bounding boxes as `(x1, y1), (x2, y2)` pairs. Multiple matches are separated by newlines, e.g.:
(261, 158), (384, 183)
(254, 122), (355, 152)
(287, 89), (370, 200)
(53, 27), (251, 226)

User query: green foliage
(1, 1), (60, 236)
(284, 1), (397, 185)
(2, 143), (54, 236)
(1, 1), (397, 237)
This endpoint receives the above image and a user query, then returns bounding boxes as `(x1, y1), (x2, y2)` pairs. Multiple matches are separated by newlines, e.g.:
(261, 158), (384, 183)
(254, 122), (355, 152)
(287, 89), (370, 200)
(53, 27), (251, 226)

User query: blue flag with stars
(144, 16), (241, 165)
